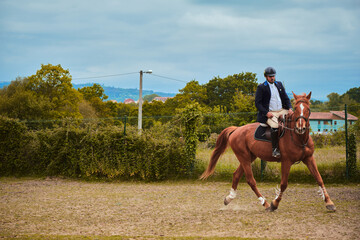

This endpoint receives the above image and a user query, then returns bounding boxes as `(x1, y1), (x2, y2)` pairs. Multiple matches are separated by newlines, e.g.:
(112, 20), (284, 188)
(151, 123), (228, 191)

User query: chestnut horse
(200, 92), (336, 212)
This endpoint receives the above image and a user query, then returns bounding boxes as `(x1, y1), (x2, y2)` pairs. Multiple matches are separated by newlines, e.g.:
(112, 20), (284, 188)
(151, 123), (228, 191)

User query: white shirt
(268, 82), (282, 111)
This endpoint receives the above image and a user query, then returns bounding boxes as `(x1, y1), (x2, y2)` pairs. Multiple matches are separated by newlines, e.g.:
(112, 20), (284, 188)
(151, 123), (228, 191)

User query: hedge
(0, 116), (190, 181)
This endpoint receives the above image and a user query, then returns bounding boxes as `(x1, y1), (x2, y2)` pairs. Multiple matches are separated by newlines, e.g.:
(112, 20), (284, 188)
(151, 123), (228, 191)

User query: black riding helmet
(264, 67), (276, 77)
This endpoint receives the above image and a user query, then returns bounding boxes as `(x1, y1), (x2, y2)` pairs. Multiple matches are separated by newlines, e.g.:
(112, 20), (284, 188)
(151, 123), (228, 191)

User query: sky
(0, 0), (359, 101)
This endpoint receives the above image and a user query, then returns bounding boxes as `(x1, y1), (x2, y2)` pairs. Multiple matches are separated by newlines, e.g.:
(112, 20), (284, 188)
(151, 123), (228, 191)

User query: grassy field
(196, 145), (360, 183)
(0, 178), (359, 239)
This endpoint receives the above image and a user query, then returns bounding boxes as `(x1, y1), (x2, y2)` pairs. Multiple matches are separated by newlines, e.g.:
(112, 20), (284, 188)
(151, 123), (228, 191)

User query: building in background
(123, 98), (135, 104)
(151, 97), (173, 103)
(309, 111), (358, 134)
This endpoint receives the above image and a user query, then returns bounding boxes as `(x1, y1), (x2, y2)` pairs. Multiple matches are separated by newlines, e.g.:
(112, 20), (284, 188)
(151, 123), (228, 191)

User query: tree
(326, 92), (342, 110)
(345, 87), (360, 103)
(143, 93), (160, 102)
(231, 90), (257, 113)
(78, 83), (108, 101)
(178, 80), (207, 105)
(205, 72), (258, 112)
(25, 64), (82, 119)
(0, 77), (49, 120)
(0, 64), (82, 120)
(78, 83), (112, 118)
(230, 90), (257, 126)
(310, 99), (326, 111)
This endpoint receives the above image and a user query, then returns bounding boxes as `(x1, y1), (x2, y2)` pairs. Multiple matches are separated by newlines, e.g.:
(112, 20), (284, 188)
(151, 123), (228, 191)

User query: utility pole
(138, 70), (152, 132)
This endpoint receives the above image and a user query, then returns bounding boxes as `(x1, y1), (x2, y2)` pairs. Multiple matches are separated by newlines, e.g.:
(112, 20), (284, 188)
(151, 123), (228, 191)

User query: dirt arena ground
(0, 178), (359, 239)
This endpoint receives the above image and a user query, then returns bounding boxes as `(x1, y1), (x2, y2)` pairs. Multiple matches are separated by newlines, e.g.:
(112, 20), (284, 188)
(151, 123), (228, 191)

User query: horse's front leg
(269, 161), (292, 212)
(303, 156), (336, 211)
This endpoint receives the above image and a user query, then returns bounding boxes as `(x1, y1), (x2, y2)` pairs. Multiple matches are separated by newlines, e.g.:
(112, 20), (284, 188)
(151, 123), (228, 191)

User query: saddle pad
(254, 125), (285, 142)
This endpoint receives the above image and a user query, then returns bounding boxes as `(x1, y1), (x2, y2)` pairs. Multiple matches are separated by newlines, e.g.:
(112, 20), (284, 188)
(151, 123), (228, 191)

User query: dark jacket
(255, 81), (292, 123)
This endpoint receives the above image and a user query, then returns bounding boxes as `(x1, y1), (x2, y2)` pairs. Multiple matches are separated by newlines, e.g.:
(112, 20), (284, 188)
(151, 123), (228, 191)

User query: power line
(72, 71), (189, 84)
(72, 72), (138, 80)
(150, 73), (188, 83)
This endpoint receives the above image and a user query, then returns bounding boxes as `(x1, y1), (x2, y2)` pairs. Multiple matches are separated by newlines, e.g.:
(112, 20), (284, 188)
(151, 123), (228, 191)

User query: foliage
(0, 64), (82, 121)
(26, 64), (82, 119)
(205, 72), (258, 112)
(178, 103), (203, 173)
(177, 80), (208, 105)
(78, 83), (108, 101)
(345, 87), (360, 103)
(143, 93), (160, 102)
(230, 90), (257, 126)
(0, 116), (28, 175)
(0, 77), (43, 120)
(347, 133), (357, 178)
(0, 117), (190, 181)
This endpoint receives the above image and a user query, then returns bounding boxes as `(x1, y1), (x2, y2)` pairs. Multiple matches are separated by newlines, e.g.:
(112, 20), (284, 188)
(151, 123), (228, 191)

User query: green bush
(0, 118), (190, 181)
(0, 116), (28, 175)
(348, 133), (357, 178)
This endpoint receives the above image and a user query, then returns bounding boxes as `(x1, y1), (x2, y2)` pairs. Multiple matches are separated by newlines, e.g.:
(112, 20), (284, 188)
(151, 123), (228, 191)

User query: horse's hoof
(326, 204), (336, 212)
(269, 202), (278, 212)
(224, 198), (230, 205)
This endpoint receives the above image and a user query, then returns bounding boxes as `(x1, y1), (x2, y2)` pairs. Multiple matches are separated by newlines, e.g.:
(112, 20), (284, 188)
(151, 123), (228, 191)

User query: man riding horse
(255, 67), (293, 158)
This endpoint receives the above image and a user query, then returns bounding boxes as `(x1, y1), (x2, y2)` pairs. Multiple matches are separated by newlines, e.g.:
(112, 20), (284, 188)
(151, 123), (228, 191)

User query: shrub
(347, 133), (357, 178)
(0, 116), (28, 175)
(0, 118), (190, 181)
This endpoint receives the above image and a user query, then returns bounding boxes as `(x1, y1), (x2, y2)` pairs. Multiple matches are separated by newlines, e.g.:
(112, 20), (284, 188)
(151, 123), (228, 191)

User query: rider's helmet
(264, 67), (276, 77)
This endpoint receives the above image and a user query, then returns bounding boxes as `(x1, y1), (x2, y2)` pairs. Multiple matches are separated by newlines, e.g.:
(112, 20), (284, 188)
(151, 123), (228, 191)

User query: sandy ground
(0, 178), (359, 239)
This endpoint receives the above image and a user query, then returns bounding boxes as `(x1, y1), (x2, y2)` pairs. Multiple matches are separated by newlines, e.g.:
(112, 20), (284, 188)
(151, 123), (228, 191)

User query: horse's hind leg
(236, 156), (270, 209)
(303, 156), (336, 211)
(224, 164), (244, 205)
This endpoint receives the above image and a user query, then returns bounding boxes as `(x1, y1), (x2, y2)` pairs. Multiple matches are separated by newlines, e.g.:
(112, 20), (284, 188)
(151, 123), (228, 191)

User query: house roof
(330, 111), (358, 120)
(123, 98), (135, 104)
(152, 97), (173, 103)
(309, 111), (358, 121)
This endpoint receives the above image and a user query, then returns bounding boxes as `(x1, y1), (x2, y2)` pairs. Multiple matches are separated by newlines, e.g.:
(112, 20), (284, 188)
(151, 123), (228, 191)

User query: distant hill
(0, 82), (177, 103)
(73, 84), (177, 102)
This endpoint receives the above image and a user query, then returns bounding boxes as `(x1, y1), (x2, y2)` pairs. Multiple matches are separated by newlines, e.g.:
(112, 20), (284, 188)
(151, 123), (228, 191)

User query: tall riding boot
(271, 128), (281, 158)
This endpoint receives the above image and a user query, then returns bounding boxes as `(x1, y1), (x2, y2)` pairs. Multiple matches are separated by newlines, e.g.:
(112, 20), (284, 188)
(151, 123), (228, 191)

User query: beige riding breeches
(260, 109), (289, 129)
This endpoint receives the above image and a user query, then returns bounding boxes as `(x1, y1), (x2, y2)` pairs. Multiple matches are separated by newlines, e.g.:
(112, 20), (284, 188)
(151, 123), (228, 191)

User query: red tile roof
(309, 111), (358, 121)
(330, 111), (358, 120)
(124, 98), (135, 104)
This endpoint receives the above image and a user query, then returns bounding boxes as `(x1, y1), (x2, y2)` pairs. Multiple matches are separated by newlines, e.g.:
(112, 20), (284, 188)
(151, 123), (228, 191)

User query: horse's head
(292, 91), (312, 134)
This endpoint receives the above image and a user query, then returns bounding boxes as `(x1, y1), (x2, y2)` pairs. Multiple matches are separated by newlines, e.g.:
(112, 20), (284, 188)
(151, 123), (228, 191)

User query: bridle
(278, 99), (311, 162)
(293, 99), (311, 128)
(278, 100), (311, 132)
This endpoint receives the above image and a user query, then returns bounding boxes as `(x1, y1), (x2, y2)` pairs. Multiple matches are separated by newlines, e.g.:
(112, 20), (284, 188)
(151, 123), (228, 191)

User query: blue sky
(0, 0), (359, 100)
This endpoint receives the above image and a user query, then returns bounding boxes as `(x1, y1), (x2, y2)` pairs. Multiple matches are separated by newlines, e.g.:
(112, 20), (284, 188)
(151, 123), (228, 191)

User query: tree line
(0, 64), (359, 131)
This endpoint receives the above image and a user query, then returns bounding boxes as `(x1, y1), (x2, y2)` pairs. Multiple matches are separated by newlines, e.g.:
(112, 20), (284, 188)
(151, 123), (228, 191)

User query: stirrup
(272, 148), (281, 158)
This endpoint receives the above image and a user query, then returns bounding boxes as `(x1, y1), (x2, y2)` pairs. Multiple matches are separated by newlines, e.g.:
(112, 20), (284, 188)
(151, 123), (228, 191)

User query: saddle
(254, 122), (286, 142)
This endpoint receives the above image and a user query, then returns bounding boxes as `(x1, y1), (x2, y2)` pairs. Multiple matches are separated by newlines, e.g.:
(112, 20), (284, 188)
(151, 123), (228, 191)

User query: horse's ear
(292, 91), (297, 100)
(306, 91), (312, 100)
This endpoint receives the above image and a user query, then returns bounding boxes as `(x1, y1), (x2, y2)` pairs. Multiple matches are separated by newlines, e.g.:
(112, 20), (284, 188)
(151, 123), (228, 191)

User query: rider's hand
(266, 112), (274, 118)
(288, 109), (294, 115)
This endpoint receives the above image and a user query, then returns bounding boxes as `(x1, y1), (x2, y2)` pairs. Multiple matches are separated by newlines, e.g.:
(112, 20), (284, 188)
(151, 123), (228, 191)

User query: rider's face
(266, 75), (275, 83)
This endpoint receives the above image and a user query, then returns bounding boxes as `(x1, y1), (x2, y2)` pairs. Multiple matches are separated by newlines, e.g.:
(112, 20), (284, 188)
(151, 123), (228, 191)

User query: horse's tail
(200, 126), (237, 180)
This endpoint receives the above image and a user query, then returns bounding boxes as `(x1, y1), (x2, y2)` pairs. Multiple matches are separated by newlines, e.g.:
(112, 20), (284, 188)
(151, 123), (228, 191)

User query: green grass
(196, 146), (360, 183)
